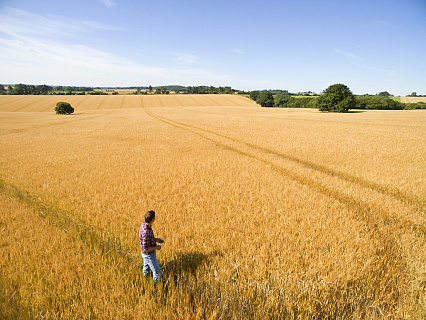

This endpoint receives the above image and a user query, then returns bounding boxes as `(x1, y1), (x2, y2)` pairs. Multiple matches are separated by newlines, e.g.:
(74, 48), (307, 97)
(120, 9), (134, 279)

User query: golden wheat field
(0, 94), (425, 319)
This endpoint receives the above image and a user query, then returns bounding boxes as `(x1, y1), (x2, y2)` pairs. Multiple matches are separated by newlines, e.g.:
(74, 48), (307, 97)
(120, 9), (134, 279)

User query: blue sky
(0, 0), (425, 95)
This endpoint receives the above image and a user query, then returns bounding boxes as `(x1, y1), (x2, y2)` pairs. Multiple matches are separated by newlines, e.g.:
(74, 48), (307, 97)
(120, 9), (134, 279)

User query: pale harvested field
(0, 95), (425, 319)
(400, 96), (426, 103)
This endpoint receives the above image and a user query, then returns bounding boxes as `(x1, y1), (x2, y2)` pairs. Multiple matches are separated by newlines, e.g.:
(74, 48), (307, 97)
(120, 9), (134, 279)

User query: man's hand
(156, 238), (165, 244)
(143, 246), (161, 254)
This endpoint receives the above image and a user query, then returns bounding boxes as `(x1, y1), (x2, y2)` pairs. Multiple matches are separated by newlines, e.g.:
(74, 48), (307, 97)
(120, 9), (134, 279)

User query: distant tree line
(0, 83), (53, 95)
(155, 85), (186, 93)
(185, 86), (235, 94)
(407, 92), (426, 97)
(130, 85), (237, 95)
(54, 86), (94, 92)
(1, 84), (239, 95)
(0, 84), (98, 95)
(250, 84), (426, 112)
(0, 83), (238, 95)
(155, 87), (170, 94)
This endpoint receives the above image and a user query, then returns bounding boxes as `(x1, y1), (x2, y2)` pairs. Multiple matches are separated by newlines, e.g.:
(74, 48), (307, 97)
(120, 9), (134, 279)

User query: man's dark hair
(145, 210), (156, 223)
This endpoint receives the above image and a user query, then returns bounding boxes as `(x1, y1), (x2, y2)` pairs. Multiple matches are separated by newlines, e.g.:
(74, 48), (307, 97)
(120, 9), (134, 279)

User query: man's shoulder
(140, 222), (151, 233)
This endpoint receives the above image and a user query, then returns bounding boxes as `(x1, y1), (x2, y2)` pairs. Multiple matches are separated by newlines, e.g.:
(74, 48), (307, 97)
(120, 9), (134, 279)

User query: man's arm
(144, 245), (161, 254)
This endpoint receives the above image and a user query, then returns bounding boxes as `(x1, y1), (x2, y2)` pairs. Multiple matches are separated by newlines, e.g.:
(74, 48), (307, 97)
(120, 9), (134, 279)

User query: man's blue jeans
(141, 251), (161, 282)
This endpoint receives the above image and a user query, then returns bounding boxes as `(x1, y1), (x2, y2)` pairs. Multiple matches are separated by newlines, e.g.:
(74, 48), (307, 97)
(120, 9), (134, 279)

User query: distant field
(1, 95), (425, 319)
(0, 94), (255, 112)
(400, 96), (426, 103)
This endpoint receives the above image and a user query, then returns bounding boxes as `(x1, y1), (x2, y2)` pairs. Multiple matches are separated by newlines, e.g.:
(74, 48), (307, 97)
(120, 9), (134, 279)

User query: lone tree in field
(317, 84), (356, 112)
(55, 102), (74, 114)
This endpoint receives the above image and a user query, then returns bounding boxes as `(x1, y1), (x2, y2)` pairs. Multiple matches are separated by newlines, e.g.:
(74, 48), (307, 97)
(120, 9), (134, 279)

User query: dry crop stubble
(0, 95), (425, 318)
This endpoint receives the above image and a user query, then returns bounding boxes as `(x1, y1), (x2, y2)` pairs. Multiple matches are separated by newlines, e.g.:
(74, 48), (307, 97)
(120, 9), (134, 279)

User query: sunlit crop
(1, 94), (425, 319)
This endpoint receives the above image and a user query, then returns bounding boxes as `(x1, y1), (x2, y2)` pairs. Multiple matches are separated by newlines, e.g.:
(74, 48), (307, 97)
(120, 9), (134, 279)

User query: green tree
(256, 91), (275, 107)
(148, 85), (153, 93)
(355, 96), (404, 110)
(317, 84), (355, 112)
(378, 91), (391, 97)
(249, 91), (260, 101)
(274, 93), (293, 107)
(55, 102), (74, 114)
(12, 83), (25, 95)
(37, 84), (52, 94)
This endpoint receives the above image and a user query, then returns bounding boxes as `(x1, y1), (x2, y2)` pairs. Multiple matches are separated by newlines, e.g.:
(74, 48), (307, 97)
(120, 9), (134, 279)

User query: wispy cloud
(167, 52), (199, 64)
(231, 48), (244, 54)
(0, 7), (227, 86)
(333, 47), (394, 77)
(334, 48), (365, 61)
(98, 0), (116, 7)
(0, 7), (123, 40)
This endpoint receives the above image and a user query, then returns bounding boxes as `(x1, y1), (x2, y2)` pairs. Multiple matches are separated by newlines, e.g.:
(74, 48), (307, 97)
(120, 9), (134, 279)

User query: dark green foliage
(155, 87), (170, 94)
(355, 96), (404, 110)
(87, 91), (107, 95)
(7, 83), (53, 95)
(54, 86), (94, 92)
(249, 91), (260, 101)
(156, 85), (185, 93)
(256, 91), (275, 107)
(377, 91), (391, 97)
(274, 94), (317, 108)
(274, 93), (293, 107)
(11, 84), (25, 95)
(288, 97), (317, 108)
(185, 86), (234, 94)
(317, 84), (356, 112)
(55, 102), (74, 114)
(402, 102), (426, 110)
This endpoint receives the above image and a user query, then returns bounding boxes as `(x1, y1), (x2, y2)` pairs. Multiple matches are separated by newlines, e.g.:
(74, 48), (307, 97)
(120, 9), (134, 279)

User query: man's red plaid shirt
(139, 222), (157, 253)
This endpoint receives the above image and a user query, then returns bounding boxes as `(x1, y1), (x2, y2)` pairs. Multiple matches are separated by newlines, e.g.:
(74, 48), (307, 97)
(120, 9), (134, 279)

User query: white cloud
(167, 52), (199, 64)
(334, 48), (365, 61)
(0, 7), (123, 41)
(0, 7), (245, 87)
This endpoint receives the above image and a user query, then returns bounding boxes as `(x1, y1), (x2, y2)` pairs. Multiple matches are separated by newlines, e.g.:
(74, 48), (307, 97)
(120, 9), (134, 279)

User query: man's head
(145, 210), (156, 224)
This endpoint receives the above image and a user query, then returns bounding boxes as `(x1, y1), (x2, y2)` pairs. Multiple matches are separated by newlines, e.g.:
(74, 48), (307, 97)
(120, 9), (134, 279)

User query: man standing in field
(139, 210), (164, 282)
